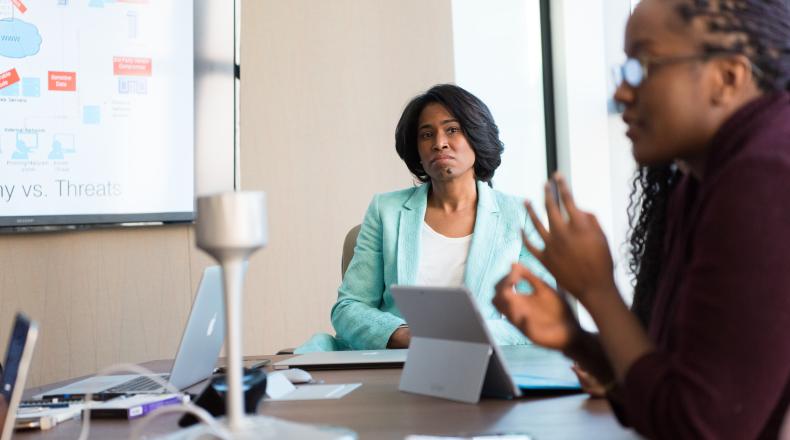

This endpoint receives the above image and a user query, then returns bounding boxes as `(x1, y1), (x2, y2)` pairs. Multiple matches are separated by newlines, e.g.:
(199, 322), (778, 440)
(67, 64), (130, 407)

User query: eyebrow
(418, 119), (460, 131)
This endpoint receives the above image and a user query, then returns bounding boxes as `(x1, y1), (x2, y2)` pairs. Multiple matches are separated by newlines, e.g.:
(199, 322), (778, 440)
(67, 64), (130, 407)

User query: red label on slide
(48, 71), (77, 92)
(12, 0), (27, 13)
(113, 57), (152, 76)
(0, 68), (20, 90)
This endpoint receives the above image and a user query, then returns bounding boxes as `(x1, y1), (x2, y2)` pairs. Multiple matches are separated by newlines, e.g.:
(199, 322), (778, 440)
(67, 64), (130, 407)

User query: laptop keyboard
(105, 374), (170, 393)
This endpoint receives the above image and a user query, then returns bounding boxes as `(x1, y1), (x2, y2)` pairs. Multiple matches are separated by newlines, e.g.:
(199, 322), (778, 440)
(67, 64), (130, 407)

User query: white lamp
(195, 191), (267, 432)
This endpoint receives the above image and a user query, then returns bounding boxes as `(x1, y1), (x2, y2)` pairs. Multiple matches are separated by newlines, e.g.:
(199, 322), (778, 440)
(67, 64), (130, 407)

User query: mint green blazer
(295, 181), (553, 353)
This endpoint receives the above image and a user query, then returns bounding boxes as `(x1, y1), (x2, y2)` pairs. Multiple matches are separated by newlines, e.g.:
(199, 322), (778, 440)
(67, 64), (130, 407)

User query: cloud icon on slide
(0, 19), (42, 59)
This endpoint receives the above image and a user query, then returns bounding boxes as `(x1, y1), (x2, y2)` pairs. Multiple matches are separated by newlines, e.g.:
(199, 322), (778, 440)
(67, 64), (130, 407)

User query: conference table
(18, 355), (640, 439)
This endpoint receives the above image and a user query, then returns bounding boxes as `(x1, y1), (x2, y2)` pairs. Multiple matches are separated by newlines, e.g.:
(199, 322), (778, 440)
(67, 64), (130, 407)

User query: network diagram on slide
(0, 0), (193, 215)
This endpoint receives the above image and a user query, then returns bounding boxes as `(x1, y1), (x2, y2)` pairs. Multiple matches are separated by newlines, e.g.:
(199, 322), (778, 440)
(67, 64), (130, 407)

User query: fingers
(513, 263), (547, 291)
(521, 229), (544, 262)
(493, 265), (519, 303)
(544, 181), (566, 233)
(571, 365), (607, 398)
(494, 263), (538, 312)
(524, 200), (549, 243)
(553, 173), (579, 218)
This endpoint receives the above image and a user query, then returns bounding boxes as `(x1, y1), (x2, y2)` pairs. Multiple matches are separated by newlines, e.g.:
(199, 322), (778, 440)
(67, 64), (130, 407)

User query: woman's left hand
(493, 263), (582, 351)
(523, 174), (616, 304)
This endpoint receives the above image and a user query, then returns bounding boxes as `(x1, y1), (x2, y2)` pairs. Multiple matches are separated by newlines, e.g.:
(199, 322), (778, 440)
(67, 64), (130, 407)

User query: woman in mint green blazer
(297, 84), (552, 352)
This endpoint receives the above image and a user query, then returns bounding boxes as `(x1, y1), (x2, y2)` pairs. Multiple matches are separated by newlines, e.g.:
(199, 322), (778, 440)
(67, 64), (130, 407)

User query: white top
(415, 222), (473, 287)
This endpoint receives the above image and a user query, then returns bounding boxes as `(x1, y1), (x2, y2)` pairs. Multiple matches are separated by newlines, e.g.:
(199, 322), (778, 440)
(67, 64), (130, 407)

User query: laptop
(391, 285), (580, 403)
(273, 349), (407, 370)
(38, 266), (225, 398)
(1, 313), (39, 440)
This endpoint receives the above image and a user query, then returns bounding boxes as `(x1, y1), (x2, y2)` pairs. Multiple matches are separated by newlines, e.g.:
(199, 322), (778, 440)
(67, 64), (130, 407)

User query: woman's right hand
(493, 263), (581, 351)
(387, 326), (411, 348)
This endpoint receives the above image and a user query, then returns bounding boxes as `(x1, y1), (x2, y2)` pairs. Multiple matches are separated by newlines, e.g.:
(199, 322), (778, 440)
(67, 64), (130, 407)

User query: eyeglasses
(612, 54), (713, 88)
(612, 52), (763, 88)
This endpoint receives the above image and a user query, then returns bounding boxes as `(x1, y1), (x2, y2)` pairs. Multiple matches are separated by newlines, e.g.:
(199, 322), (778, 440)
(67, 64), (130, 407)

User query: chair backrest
(341, 224), (362, 277)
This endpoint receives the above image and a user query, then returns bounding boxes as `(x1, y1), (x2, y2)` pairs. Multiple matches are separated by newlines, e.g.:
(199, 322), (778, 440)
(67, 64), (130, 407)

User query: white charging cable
(76, 362), (230, 440)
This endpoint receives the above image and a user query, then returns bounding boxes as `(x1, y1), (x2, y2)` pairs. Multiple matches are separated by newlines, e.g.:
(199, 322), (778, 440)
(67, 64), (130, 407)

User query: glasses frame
(612, 51), (761, 89)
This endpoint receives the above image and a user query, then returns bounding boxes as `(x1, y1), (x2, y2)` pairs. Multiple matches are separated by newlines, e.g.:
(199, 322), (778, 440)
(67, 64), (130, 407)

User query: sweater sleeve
(621, 157), (790, 439)
(331, 195), (405, 349)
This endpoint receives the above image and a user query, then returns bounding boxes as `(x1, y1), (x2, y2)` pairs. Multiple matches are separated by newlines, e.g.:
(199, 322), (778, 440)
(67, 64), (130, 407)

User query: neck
(428, 175), (478, 212)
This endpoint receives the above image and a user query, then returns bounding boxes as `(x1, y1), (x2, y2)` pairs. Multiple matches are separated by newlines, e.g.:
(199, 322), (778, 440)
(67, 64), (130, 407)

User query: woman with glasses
(494, 0), (790, 438)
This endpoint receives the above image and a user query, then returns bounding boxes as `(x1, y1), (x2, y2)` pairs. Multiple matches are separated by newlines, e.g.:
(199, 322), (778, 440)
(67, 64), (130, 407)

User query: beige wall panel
(0, 226), (208, 387)
(239, 0), (455, 353)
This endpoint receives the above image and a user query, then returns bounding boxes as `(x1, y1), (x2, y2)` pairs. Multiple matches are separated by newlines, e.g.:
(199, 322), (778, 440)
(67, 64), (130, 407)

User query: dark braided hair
(627, 0), (790, 328)
(675, 0), (790, 92)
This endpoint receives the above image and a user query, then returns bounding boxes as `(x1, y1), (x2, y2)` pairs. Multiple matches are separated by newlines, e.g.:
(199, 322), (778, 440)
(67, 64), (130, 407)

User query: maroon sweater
(617, 92), (790, 439)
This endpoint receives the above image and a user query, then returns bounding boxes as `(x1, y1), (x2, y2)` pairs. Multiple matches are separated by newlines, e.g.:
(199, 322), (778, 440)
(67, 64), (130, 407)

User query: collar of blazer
(396, 181), (501, 296)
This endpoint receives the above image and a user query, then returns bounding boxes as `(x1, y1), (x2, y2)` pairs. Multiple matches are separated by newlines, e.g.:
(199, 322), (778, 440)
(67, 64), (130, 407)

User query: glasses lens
(622, 58), (644, 87)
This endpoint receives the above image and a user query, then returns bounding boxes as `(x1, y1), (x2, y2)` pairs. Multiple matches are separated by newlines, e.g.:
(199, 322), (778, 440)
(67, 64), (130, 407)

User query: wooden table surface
(16, 356), (641, 439)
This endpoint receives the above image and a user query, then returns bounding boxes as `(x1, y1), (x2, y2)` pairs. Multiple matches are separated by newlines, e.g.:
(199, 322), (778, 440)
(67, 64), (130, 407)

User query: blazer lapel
(464, 181), (500, 296)
(397, 184), (429, 285)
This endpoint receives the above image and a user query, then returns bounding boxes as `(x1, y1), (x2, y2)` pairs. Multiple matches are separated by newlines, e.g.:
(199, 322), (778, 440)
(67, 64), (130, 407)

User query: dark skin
(493, 0), (762, 383)
(388, 102), (479, 348)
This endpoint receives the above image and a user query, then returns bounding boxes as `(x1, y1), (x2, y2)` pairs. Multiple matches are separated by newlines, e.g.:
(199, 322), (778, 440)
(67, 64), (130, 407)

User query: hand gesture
(493, 263), (581, 351)
(523, 174), (616, 304)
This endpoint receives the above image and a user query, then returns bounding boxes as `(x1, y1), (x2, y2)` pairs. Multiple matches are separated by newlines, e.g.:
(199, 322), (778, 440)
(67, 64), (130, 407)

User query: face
(614, 0), (724, 166)
(416, 102), (476, 182)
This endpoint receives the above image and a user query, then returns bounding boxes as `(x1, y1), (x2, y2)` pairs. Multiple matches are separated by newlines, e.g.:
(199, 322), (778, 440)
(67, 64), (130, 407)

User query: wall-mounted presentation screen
(0, 0), (194, 227)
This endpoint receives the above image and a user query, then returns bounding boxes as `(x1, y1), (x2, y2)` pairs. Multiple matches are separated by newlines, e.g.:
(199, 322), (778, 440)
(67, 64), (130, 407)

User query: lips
(431, 154), (454, 164)
(622, 113), (641, 140)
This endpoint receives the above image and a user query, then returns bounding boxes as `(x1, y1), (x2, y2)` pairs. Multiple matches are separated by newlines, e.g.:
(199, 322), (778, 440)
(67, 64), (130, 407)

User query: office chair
(340, 224), (361, 277)
(276, 224), (361, 356)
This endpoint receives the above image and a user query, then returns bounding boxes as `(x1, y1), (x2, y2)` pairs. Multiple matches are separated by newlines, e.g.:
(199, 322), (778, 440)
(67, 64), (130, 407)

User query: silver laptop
(1, 313), (39, 440)
(392, 285), (579, 404)
(273, 349), (407, 370)
(38, 266), (225, 398)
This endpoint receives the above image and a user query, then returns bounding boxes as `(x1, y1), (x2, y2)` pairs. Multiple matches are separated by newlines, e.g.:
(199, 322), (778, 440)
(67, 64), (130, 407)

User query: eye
(419, 131), (433, 140)
(447, 126), (461, 135)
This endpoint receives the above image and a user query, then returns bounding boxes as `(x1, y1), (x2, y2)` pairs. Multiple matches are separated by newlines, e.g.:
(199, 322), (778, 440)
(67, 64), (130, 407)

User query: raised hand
(522, 174), (616, 305)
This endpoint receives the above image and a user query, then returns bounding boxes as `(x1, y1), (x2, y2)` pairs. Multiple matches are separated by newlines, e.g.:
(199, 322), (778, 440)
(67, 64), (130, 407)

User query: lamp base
(155, 415), (356, 439)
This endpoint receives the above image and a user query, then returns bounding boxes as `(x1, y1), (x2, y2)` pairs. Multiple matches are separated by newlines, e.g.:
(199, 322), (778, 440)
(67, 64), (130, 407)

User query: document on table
(265, 371), (361, 401)
(266, 383), (362, 401)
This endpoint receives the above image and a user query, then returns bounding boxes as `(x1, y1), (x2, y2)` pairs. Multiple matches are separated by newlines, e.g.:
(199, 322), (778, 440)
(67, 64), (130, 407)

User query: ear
(710, 55), (757, 106)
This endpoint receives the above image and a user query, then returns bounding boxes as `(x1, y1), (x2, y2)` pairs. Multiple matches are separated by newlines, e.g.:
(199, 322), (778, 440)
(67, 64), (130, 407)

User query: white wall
(451, 0), (547, 202)
(550, 0), (635, 329)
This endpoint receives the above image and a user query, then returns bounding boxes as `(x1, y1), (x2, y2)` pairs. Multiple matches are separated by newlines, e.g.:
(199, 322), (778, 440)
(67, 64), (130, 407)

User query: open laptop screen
(0, 314), (38, 440)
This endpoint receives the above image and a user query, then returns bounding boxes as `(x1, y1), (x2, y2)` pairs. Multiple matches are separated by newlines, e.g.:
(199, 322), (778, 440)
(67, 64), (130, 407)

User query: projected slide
(0, 0), (193, 223)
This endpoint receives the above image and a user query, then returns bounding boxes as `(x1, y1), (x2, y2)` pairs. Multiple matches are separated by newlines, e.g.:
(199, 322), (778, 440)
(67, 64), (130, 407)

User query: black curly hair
(395, 84), (504, 186)
(628, 0), (790, 328)
(627, 165), (679, 328)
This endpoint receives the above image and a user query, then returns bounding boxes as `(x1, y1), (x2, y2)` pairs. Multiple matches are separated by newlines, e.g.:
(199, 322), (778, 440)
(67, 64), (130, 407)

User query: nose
(613, 80), (636, 108)
(432, 132), (449, 150)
